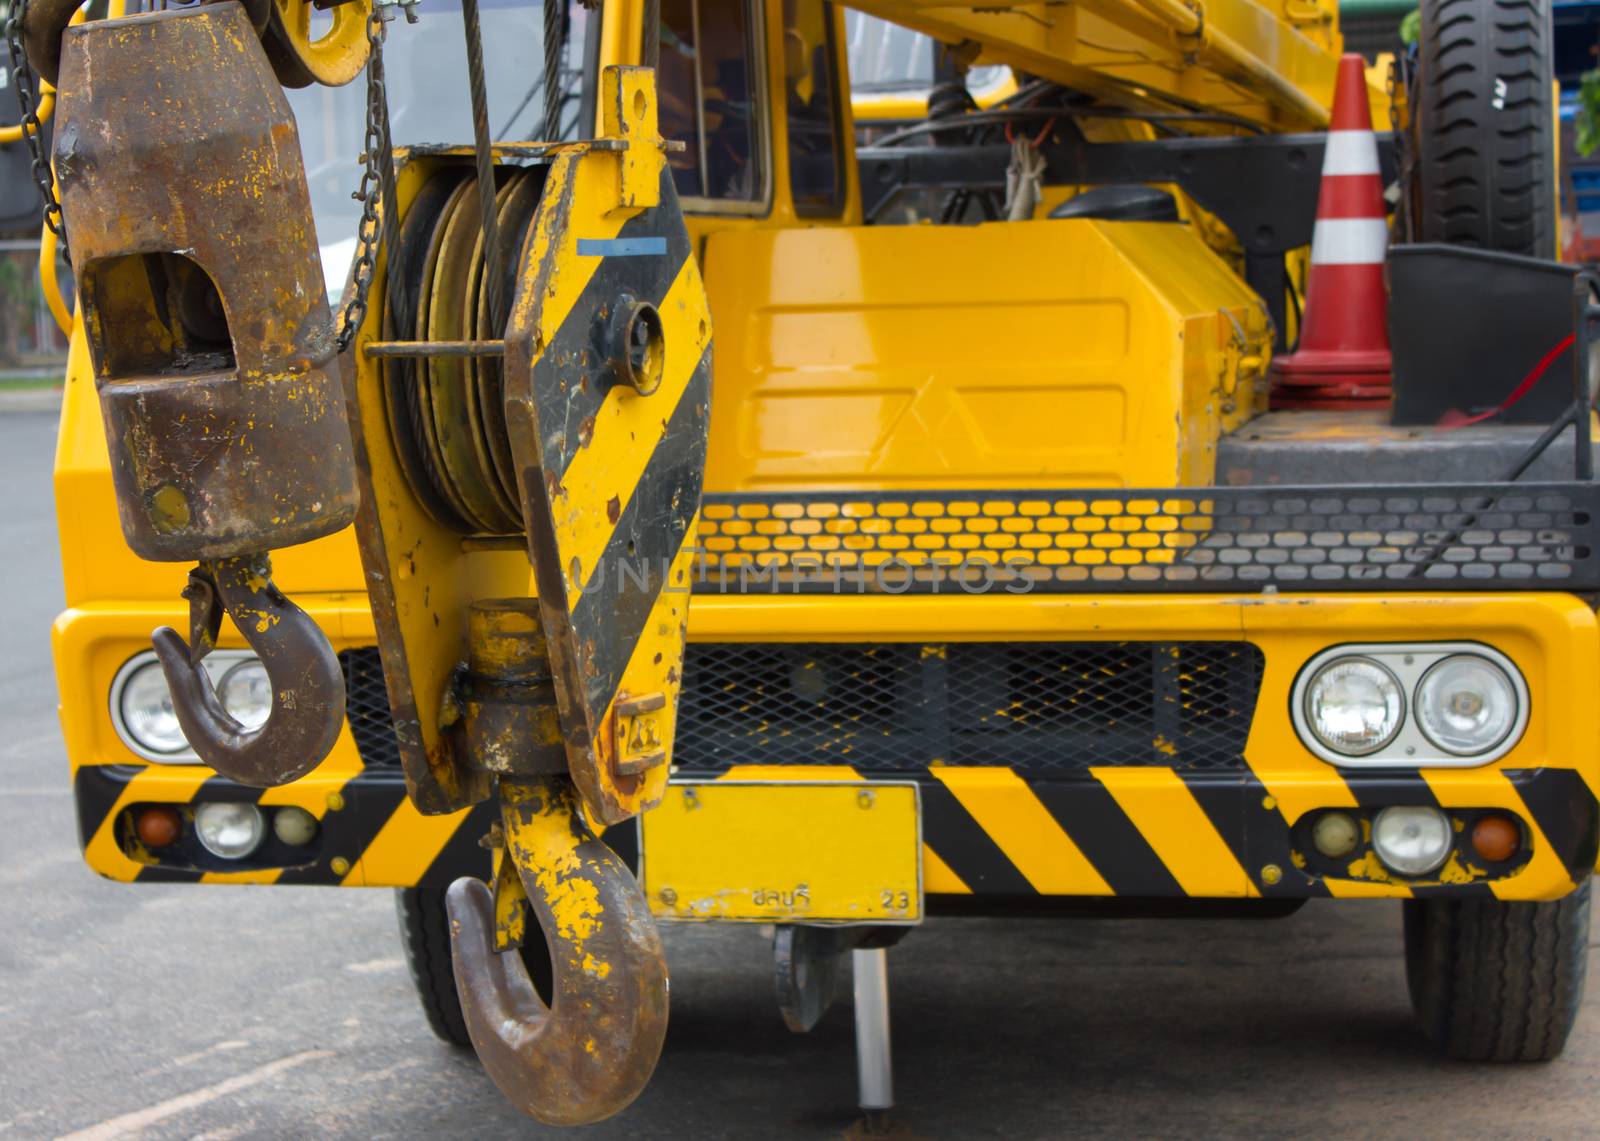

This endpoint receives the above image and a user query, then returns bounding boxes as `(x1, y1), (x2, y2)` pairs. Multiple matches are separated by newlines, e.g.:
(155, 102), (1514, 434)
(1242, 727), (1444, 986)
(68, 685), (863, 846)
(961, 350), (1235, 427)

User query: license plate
(639, 781), (922, 923)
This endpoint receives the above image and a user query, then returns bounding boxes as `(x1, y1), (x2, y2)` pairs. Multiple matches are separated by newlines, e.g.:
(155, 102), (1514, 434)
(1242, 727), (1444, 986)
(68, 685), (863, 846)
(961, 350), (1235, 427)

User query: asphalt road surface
(6, 407), (1600, 1139)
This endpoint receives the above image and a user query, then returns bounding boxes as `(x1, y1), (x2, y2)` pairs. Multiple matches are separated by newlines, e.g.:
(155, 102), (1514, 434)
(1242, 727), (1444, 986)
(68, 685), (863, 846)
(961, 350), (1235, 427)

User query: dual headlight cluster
(1292, 642), (1528, 767)
(111, 650), (273, 762)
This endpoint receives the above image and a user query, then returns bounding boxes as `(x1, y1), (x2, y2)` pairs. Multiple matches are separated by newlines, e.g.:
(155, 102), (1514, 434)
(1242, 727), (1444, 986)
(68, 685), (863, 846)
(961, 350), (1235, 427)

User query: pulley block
(354, 68), (711, 827)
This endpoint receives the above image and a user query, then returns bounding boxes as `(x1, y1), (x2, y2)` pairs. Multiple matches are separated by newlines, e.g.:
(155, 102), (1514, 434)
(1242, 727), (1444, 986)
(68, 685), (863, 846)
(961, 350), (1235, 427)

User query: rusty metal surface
(463, 599), (567, 777)
(55, 4), (356, 563)
(150, 554), (347, 786)
(447, 777), (668, 1127)
(49, 4), (356, 787)
(363, 339), (508, 357)
(20, 0), (76, 86)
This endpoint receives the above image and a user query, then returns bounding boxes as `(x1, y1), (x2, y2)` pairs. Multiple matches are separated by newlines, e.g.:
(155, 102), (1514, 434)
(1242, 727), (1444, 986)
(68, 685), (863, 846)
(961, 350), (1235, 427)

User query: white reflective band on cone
(1322, 130), (1380, 176)
(1311, 218), (1389, 266)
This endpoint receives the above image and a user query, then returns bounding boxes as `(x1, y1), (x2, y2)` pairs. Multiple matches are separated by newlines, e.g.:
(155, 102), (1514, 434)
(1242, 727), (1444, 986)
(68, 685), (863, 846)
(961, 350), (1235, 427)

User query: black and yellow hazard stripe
(507, 158), (711, 822)
(684, 764), (1599, 902)
(74, 760), (1597, 899)
(74, 764), (633, 887)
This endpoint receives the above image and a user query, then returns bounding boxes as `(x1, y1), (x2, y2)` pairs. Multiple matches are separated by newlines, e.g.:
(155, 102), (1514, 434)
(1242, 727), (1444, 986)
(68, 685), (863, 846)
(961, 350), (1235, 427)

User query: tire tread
(395, 887), (472, 1048)
(1416, 0), (1555, 257)
(1404, 881), (1589, 1062)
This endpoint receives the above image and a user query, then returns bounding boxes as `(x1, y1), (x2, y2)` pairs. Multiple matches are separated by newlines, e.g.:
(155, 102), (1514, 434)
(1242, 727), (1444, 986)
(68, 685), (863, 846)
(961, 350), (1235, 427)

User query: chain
(336, 10), (394, 353)
(5, 0), (65, 250)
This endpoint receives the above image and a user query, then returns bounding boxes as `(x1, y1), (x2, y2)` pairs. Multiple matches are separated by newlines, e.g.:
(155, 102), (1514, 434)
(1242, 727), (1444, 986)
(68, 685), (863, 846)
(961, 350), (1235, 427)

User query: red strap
(1439, 333), (1576, 429)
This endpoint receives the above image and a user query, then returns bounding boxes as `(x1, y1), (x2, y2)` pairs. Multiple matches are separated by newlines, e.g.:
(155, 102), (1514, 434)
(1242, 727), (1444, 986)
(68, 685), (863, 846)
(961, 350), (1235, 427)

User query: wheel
(395, 884), (553, 1048)
(1414, 0), (1557, 258)
(1403, 880), (1590, 1061)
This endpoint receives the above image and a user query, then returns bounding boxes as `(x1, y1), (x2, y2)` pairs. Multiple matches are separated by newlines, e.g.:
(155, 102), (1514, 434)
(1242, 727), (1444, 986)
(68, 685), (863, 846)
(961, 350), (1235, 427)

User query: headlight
(1416, 654), (1518, 756)
(218, 658), (273, 730)
(112, 649), (276, 762)
(1371, 805), (1452, 876)
(1293, 643), (1529, 767)
(117, 659), (189, 756)
(1301, 657), (1404, 756)
(194, 801), (265, 860)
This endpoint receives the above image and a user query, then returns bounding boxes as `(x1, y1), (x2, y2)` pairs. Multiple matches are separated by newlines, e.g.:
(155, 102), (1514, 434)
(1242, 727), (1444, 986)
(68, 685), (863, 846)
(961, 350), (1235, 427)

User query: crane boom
(849, 0), (1342, 129)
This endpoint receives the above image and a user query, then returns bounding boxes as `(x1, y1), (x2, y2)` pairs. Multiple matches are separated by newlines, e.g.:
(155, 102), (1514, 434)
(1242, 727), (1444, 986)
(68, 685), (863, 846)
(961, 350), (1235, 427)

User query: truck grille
(341, 641), (1265, 774)
(340, 648), (403, 770)
(678, 641), (1263, 773)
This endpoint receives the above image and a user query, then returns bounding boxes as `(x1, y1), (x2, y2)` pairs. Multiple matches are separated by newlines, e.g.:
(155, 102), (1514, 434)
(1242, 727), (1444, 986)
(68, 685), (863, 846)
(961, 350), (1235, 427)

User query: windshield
(843, 11), (1006, 97)
(289, 0), (590, 295)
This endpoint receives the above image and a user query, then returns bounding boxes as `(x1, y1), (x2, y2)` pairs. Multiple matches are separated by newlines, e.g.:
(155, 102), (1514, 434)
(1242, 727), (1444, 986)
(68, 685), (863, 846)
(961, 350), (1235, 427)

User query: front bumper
(70, 762), (1599, 904)
(56, 590), (1600, 902)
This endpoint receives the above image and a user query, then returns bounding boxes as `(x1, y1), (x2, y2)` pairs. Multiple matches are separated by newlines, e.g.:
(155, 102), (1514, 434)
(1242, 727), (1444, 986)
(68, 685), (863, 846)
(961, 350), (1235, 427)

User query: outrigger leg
(853, 947), (895, 1120)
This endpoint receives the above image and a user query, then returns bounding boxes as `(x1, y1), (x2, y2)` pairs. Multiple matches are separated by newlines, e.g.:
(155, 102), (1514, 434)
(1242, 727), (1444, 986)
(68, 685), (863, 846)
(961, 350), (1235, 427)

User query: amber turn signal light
(134, 805), (182, 849)
(1470, 813), (1520, 863)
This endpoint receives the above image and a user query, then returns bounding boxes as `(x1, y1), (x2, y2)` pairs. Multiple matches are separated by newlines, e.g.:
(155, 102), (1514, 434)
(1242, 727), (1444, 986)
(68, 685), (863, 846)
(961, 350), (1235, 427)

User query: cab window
(783, 0), (842, 216)
(658, 0), (767, 207)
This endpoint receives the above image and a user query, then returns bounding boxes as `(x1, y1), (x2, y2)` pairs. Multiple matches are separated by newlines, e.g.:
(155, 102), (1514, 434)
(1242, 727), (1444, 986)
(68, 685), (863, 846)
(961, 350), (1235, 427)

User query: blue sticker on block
(576, 237), (669, 257)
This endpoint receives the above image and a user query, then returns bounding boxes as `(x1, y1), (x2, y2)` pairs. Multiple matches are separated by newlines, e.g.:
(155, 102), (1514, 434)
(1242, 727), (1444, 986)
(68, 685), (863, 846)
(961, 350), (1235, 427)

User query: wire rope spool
(469, 169), (544, 510)
(380, 165), (548, 536)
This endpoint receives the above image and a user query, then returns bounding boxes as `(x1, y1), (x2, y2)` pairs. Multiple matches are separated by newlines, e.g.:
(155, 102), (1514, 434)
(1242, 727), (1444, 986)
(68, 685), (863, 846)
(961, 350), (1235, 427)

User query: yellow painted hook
(447, 777), (669, 1126)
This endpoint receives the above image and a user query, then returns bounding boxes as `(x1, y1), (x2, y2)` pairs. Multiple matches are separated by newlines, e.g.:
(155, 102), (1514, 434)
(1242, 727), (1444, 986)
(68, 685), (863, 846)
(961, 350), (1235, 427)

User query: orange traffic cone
(1270, 54), (1392, 409)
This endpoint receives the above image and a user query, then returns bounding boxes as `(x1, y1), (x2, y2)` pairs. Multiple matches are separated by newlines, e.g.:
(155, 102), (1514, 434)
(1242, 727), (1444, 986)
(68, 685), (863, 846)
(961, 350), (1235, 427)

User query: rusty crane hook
(150, 554), (346, 788)
(447, 777), (669, 1126)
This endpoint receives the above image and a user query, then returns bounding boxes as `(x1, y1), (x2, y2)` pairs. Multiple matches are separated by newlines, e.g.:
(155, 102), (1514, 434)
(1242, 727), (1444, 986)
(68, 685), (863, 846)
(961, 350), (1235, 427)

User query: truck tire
(1403, 880), (1590, 1061)
(395, 885), (554, 1048)
(1415, 0), (1556, 258)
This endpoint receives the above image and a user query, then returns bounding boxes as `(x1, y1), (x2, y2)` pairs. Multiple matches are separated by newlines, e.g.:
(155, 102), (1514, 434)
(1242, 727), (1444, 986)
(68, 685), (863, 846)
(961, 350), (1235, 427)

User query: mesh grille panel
(677, 642), (1263, 773)
(341, 641), (1263, 772)
(692, 485), (1600, 592)
(339, 648), (402, 769)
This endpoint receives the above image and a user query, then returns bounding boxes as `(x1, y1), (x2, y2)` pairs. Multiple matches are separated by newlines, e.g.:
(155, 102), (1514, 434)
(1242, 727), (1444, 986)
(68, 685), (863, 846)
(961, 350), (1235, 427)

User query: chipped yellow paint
(1325, 877), (1412, 899)
(1434, 851), (1485, 886)
(502, 781), (606, 949)
(1346, 851), (1393, 883)
(533, 859), (605, 945)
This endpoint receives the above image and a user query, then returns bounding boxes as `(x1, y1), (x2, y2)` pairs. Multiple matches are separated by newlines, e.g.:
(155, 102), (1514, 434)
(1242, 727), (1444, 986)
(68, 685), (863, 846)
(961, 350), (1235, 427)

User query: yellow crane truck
(32, 0), (1600, 1123)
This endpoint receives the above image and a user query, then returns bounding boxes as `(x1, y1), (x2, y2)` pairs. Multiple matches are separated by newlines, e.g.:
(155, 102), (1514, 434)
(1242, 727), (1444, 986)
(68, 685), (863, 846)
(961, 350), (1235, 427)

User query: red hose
(1439, 333), (1576, 429)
